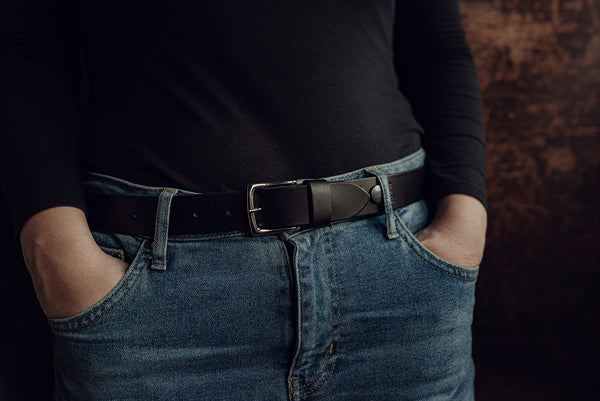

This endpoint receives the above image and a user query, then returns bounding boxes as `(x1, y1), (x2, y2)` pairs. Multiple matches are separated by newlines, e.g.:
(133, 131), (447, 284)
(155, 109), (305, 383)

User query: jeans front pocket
(47, 233), (151, 333)
(393, 199), (480, 282)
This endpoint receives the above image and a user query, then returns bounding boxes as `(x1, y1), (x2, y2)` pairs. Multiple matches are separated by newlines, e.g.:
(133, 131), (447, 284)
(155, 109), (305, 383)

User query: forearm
(20, 206), (96, 271)
(394, 0), (487, 209)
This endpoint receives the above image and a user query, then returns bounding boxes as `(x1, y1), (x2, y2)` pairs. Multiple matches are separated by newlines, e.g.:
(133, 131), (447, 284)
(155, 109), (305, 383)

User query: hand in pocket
(20, 207), (130, 319)
(414, 194), (487, 269)
(31, 249), (130, 319)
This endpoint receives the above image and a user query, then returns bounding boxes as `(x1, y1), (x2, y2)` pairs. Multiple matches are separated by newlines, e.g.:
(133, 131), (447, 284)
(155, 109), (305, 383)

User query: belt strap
(85, 167), (424, 236)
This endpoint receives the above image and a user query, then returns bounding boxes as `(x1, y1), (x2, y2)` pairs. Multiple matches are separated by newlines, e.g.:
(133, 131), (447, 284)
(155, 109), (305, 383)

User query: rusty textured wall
(461, 0), (600, 399)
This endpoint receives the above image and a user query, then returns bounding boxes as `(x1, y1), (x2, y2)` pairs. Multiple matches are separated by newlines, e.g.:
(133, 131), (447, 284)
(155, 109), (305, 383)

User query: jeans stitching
(51, 258), (149, 331)
(152, 189), (176, 269)
(101, 248), (124, 260)
(170, 231), (246, 241)
(329, 171), (366, 181)
(330, 225), (342, 358)
(151, 192), (167, 268)
(385, 176), (399, 237)
(394, 215), (478, 280)
(289, 227), (336, 392)
(292, 225), (341, 398)
(49, 254), (141, 326)
(287, 241), (304, 400)
(371, 170), (399, 239)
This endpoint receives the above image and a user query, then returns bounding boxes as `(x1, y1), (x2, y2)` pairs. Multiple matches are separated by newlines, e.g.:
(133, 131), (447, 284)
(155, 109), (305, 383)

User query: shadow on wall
(460, 0), (600, 400)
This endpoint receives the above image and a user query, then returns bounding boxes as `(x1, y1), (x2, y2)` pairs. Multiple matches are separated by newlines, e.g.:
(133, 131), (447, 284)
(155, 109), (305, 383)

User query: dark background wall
(1, 0), (599, 399)
(462, 0), (600, 399)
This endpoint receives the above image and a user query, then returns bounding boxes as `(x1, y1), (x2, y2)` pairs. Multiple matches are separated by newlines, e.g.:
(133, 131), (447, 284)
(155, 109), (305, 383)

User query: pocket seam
(99, 246), (125, 260)
(50, 258), (149, 332)
(48, 241), (149, 331)
(393, 212), (479, 281)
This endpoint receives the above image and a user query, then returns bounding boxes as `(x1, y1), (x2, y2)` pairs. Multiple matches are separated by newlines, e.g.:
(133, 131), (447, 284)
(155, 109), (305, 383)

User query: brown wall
(461, 0), (600, 399)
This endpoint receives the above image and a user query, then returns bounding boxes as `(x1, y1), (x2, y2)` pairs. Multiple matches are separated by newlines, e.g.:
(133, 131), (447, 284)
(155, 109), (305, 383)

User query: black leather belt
(85, 167), (424, 237)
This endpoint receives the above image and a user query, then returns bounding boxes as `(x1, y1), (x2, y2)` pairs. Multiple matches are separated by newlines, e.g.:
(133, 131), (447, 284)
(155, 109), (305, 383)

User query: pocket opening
(47, 239), (150, 331)
(393, 201), (479, 281)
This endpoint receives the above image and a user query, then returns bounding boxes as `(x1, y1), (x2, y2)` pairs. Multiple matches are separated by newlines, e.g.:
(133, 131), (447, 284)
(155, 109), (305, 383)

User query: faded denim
(48, 149), (478, 400)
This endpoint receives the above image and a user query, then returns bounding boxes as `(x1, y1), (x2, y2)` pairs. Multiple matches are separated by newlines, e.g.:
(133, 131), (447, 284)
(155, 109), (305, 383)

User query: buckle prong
(247, 180), (300, 235)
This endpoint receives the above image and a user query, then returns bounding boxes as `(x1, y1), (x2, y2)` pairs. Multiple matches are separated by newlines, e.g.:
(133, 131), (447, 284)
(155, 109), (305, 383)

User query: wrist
(426, 194), (488, 247)
(434, 194), (487, 228)
(415, 194), (487, 268)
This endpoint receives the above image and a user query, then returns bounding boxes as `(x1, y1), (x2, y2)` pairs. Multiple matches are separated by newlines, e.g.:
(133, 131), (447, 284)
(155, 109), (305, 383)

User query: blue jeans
(48, 149), (478, 400)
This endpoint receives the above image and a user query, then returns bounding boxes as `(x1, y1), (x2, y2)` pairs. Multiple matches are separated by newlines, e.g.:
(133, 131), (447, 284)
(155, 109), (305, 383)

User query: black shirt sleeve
(394, 0), (487, 210)
(0, 0), (85, 242)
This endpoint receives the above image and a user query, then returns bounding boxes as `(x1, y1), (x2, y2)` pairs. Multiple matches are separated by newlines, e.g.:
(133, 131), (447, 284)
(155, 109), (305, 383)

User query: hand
(20, 207), (129, 319)
(414, 194), (487, 269)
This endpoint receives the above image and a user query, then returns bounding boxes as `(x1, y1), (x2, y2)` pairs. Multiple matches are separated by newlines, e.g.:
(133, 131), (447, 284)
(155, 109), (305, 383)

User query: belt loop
(151, 188), (179, 271)
(368, 169), (399, 239)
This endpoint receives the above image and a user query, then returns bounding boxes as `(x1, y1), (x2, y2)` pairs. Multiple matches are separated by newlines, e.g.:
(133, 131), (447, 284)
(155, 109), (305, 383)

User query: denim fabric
(48, 148), (478, 400)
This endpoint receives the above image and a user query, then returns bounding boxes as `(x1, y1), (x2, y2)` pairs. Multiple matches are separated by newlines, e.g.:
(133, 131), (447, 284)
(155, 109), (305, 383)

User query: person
(0, 0), (487, 400)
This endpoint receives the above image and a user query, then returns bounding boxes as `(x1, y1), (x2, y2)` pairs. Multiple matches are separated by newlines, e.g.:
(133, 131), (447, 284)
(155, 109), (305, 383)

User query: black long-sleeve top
(0, 0), (486, 240)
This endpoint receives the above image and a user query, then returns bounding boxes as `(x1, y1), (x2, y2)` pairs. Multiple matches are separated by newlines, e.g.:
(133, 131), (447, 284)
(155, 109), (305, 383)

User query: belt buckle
(247, 180), (300, 235)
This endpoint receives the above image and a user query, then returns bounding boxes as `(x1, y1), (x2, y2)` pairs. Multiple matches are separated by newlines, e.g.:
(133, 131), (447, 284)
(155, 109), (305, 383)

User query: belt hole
(131, 212), (138, 219)
(225, 209), (233, 217)
(192, 210), (199, 219)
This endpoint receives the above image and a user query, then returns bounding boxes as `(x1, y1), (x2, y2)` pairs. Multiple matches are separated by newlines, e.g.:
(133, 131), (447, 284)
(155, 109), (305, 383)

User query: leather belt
(85, 167), (425, 237)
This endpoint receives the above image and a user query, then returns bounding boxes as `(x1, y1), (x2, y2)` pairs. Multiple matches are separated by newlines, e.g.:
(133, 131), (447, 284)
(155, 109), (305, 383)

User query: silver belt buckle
(247, 180), (301, 235)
